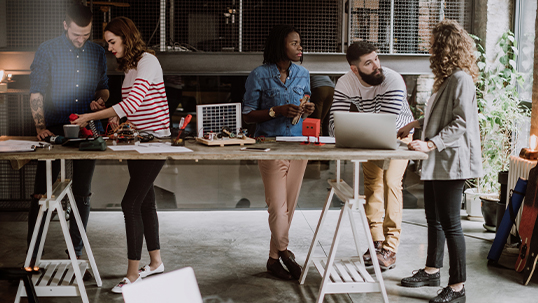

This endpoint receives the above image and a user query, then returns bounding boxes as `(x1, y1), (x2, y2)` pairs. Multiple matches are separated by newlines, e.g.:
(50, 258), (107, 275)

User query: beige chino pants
(258, 159), (308, 259)
(362, 135), (411, 253)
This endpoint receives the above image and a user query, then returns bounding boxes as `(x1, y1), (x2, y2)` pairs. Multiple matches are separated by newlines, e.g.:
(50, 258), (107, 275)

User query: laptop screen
(334, 112), (398, 150)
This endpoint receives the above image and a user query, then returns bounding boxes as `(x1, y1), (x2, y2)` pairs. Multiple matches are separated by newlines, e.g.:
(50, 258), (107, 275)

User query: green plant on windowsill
(471, 32), (530, 196)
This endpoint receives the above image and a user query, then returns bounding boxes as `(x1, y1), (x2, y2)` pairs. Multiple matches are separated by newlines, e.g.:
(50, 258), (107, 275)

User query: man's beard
(359, 68), (385, 86)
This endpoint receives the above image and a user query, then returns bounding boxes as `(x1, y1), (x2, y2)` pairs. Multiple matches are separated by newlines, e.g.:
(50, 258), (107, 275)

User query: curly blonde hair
(429, 19), (478, 92)
(104, 17), (155, 73)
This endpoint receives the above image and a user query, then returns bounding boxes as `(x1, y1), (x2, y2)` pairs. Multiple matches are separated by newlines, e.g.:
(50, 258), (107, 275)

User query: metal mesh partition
(0, 160), (36, 208)
(241, 0), (342, 53)
(91, 1), (161, 47)
(2, 0), (343, 53)
(167, 0), (342, 53)
(0, 92), (35, 137)
(4, 0), (70, 49)
(350, 0), (472, 54)
(2, 0), (470, 54)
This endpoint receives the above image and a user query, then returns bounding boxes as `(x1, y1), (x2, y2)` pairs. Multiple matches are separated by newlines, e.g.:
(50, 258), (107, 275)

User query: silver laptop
(334, 112), (398, 150)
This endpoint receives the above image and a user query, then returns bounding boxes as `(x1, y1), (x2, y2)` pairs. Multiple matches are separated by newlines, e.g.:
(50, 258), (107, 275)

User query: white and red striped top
(112, 52), (171, 138)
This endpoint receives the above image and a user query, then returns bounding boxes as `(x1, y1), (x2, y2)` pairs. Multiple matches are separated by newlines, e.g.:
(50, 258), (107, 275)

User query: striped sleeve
(328, 88), (354, 137)
(113, 78), (151, 118)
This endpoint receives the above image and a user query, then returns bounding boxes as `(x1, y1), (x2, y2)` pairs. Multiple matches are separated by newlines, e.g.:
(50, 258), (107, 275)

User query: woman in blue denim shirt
(243, 25), (314, 280)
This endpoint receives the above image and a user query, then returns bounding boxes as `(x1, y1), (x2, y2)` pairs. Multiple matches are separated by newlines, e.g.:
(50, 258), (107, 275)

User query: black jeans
(122, 160), (165, 261)
(424, 180), (466, 285)
(28, 158), (95, 258)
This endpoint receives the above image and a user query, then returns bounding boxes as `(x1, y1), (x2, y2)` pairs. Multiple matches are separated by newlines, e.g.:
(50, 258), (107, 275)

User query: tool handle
(181, 114), (192, 129)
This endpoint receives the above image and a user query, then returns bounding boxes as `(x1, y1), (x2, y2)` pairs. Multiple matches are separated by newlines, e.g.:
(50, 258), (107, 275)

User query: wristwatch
(427, 141), (436, 150)
(269, 107), (276, 118)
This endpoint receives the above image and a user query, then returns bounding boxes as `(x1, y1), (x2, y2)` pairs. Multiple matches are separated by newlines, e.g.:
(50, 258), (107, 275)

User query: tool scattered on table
(172, 114), (192, 146)
(79, 136), (107, 151)
(44, 135), (67, 145)
(108, 121), (154, 143)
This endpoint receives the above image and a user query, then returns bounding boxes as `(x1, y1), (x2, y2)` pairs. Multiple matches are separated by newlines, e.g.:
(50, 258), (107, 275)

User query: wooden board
(196, 137), (256, 147)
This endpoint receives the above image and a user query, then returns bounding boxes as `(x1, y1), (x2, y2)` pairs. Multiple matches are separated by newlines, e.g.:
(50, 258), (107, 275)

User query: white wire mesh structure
(1, 0), (471, 54)
(349, 0), (472, 54)
(196, 103), (242, 137)
(167, 0), (343, 53)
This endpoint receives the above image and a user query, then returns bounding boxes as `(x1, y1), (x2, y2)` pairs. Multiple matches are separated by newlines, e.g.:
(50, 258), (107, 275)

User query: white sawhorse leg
(15, 159), (101, 303)
(300, 160), (389, 303)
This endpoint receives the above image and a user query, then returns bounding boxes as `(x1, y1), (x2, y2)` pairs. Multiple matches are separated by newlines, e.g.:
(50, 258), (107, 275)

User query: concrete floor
(0, 208), (536, 303)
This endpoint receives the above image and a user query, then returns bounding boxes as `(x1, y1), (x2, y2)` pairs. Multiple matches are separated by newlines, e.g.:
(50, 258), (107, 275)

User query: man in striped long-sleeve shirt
(329, 41), (414, 271)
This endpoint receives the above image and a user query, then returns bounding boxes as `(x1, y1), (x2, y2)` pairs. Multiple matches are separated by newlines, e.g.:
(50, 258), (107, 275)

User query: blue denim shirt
(243, 63), (311, 137)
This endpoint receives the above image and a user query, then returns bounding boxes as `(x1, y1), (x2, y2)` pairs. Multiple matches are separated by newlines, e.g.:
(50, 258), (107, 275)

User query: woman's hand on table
(407, 140), (430, 152)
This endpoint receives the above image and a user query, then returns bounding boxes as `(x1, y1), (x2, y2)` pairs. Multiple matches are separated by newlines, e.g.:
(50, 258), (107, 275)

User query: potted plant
(471, 32), (530, 229)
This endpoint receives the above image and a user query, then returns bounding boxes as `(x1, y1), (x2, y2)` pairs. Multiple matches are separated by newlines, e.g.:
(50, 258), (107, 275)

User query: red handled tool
(180, 114), (192, 130)
(69, 114), (94, 138)
(176, 114), (192, 142)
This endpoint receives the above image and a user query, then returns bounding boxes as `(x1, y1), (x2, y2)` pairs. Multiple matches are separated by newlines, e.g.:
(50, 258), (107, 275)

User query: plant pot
(464, 188), (483, 220)
(498, 171), (509, 204)
(480, 195), (499, 232)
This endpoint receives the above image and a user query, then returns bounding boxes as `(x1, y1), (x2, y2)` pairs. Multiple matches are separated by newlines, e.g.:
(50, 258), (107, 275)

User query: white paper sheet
(135, 142), (193, 154)
(107, 145), (138, 151)
(108, 142), (193, 153)
(275, 136), (335, 144)
(0, 140), (37, 152)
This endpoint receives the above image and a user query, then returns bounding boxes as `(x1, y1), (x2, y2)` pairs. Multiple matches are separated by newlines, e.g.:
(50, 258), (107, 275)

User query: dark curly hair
(430, 19), (478, 92)
(346, 41), (378, 65)
(105, 17), (155, 73)
(263, 25), (303, 65)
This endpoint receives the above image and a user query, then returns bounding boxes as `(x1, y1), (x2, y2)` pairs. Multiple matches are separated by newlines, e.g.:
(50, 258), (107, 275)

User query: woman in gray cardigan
(397, 20), (483, 303)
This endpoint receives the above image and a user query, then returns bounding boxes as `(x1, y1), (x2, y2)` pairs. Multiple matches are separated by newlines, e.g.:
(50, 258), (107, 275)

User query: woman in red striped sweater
(72, 16), (170, 293)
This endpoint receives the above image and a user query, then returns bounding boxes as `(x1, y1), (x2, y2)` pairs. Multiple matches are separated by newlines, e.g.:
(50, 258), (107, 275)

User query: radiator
(508, 155), (537, 235)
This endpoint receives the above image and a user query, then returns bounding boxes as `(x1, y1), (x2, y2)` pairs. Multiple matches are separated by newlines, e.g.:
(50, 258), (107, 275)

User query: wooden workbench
(0, 136), (427, 162)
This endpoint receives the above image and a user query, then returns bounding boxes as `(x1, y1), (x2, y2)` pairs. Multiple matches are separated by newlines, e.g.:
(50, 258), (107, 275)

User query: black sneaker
(429, 285), (466, 303)
(401, 268), (440, 287)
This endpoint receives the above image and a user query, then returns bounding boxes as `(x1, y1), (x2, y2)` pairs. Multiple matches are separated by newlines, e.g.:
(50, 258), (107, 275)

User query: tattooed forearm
(30, 93), (46, 130)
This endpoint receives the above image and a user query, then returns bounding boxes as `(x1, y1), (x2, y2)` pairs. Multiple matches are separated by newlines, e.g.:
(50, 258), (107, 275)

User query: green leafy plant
(471, 32), (530, 194)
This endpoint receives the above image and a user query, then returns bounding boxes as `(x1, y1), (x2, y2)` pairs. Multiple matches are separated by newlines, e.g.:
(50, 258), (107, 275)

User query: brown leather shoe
(363, 241), (383, 266)
(266, 258), (293, 280)
(377, 248), (396, 270)
(279, 250), (302, 280)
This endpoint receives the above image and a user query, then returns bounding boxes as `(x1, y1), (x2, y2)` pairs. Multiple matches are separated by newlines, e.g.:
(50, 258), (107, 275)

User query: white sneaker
(111, 275), (141, 293)
(138, 262), (164, 278)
